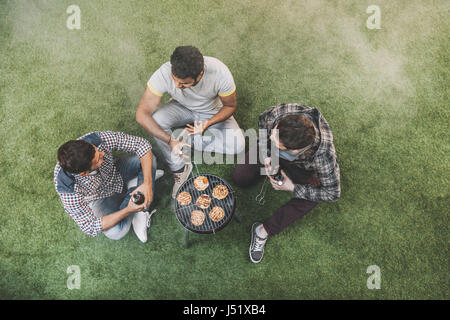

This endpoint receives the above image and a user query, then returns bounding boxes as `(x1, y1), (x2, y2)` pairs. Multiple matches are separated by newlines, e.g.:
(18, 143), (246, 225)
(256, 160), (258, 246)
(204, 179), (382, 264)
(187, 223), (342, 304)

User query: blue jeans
(90, 153), (157, 240)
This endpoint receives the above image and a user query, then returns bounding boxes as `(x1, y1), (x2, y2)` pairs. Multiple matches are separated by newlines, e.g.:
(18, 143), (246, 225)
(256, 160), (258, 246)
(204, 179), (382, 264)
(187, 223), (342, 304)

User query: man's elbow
(222, 105), (237, 119)
(136, 108), (144, 125)
(228, 104), (237, 113)
(136, 108), (151, 127)
(319, 185), (340, 202)
(81, 224), (101, 237)
(330, 186), (341, 202)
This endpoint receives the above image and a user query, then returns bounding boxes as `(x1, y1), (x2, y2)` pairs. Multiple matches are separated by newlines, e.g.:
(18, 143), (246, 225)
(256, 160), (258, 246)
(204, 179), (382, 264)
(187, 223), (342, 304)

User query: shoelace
(174, 164), (193, 184)
(173, 173), (182, 183)
(252, 238), (267, 251)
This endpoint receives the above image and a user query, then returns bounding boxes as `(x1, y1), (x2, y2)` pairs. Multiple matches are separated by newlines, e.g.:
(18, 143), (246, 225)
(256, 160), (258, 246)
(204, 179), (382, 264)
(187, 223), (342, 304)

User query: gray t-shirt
(147, 56), (236, 115)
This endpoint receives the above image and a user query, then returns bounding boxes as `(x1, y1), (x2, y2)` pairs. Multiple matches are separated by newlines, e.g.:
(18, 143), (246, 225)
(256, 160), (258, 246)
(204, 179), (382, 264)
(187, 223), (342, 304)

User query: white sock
(255, 225), (267, 240)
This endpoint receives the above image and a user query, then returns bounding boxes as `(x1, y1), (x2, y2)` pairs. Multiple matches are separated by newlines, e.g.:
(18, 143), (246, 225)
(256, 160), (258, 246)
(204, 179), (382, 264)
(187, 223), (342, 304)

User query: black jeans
(232, 151), (318, 236)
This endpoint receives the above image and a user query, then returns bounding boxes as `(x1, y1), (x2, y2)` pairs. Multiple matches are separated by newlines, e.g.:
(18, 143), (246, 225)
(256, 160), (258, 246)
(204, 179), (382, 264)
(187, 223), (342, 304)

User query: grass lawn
(0, 0), (448, 299)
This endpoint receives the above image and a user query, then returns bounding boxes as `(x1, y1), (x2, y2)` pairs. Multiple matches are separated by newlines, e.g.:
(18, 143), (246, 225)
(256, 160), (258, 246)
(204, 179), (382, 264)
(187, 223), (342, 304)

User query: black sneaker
(249, 222), (267, 263)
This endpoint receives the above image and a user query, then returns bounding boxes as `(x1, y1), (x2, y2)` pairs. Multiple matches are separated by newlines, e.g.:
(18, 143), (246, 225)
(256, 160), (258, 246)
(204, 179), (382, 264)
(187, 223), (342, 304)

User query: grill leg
(185, 230), (190, 248)
(233, 210), (241, 223)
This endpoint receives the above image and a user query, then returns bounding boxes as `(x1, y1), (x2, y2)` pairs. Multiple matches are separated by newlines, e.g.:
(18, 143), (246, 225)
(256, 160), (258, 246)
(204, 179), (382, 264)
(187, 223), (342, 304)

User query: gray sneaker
(249, 222), (267, 263)
(172, 162), (193, 198)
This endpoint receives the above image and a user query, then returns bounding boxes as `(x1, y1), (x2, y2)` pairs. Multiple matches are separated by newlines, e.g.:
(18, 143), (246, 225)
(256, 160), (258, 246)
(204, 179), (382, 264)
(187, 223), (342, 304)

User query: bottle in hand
(272, 168), (284, 185)
(131, 191), (145, 205)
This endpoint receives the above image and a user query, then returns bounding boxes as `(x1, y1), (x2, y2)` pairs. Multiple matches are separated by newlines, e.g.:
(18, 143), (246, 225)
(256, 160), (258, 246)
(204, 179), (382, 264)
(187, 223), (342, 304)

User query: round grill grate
(174, 174), (236, 234)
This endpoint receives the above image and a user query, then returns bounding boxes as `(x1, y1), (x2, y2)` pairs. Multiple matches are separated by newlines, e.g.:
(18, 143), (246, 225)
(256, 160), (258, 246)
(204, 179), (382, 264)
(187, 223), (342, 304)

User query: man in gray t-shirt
(136, 46), (245, 198)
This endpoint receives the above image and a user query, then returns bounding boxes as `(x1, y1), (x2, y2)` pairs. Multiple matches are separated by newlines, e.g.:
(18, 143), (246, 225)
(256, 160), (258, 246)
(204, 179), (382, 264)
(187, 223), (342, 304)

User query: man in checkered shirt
(54, 131), (163, 243)
(232, 103), (341, 263)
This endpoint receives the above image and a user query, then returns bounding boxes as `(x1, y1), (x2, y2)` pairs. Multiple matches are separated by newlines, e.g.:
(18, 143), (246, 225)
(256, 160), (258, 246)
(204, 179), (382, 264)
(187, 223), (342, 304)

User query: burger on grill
(196, 194), (211, 209)
(176, 191), (192, 206)
(193, 175), (209, 191)
(190, 210), (205, 226)
(209, 206), (225, 222)
(212, 185), (229, 200)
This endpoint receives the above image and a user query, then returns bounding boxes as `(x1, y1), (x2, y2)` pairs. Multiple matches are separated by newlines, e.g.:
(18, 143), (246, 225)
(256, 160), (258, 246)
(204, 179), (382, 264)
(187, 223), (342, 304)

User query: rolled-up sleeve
(98, 131), (151, 159)
(148, 65), (168, 97)
(293, 151), (341, 202)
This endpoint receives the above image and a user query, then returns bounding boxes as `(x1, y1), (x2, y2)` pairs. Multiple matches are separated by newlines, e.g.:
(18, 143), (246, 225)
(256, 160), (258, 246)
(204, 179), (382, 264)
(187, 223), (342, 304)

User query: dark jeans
(232, 151), (318, 236)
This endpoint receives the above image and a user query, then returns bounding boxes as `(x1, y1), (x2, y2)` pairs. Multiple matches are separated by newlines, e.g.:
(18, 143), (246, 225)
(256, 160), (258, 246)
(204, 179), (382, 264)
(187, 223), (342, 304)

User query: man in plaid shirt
(232, 103), (341, 263)
(54, 131), (163, 243)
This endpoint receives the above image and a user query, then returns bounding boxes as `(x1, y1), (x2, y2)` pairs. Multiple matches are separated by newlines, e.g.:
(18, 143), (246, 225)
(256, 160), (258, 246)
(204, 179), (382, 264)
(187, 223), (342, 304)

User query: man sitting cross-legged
(136, 45), (245, 198)
(54, 131), (164, 243)
(232, 103), (341, 263)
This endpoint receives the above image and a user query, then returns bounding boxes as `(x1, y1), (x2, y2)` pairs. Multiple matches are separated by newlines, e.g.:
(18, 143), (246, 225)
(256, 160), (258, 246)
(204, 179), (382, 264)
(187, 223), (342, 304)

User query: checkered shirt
(54, 131), (152, 237)
(259, 103), (341, 202)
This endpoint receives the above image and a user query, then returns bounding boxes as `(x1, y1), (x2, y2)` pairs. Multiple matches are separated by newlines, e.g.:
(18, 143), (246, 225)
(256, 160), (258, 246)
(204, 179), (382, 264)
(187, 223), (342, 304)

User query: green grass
(0, 0), (448, 299)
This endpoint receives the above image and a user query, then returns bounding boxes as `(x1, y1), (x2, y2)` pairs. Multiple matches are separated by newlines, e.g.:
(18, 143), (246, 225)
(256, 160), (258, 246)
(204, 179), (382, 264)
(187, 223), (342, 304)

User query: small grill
(174, 173), (238, 247)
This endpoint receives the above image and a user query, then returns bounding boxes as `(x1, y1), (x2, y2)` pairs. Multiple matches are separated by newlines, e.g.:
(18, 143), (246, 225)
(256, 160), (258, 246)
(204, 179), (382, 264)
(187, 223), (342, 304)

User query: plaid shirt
(259, 103), (341, 202)
(54, 131), (152, 237)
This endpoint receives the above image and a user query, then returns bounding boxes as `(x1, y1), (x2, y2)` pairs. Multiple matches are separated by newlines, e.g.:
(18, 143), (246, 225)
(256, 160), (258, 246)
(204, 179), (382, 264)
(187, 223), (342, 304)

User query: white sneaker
(155, 169), (164, 181)
(132, 211), (150, 243)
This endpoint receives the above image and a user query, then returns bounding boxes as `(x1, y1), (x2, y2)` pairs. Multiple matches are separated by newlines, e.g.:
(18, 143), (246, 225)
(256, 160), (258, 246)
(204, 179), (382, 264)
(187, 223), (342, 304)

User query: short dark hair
(57, 140), (95, 174)
(170, 46), (204, 79)
(277, 114), (316, 150)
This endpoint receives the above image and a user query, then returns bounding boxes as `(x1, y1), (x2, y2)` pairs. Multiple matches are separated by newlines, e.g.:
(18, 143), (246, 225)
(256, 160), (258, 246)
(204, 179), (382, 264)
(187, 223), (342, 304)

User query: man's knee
(285, 198), (319, 216)
(104, 231), (127, 241)
(231, 166), (246, 186)
(152, 109), (170, 129)
(103, 225), (130, 240)
(232, 164), (260, 187)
